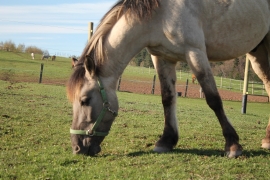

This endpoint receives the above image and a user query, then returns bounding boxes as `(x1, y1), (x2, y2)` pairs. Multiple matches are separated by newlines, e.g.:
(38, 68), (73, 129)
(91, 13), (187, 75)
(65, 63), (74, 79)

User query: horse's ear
(85, 55), (96, 77)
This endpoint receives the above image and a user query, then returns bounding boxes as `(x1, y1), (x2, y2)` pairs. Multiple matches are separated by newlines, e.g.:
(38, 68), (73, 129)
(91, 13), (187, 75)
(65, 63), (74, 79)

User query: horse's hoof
(261, 142), (270, 149)
(225, 143), (243, 158)
(226, 150), (242, 158)
(153, 146), (171, 153)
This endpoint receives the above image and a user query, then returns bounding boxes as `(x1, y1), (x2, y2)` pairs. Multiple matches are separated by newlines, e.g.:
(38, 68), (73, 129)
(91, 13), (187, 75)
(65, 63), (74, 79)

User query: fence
(0, 64), (268, 101)
(0, 67), (38, 83)
(117, 66), (268, 101)
(0, 64), (45, 84)
(0, 64), (67, 85)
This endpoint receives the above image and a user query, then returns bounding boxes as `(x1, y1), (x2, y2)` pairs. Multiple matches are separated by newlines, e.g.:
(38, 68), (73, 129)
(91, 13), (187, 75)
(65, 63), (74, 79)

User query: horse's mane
(67, 0), (159, 102)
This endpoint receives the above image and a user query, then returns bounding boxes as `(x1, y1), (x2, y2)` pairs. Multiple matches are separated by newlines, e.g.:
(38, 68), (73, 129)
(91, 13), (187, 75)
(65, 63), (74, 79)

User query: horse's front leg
(151, 55), (179, 153)
(186, 47), (242, 157)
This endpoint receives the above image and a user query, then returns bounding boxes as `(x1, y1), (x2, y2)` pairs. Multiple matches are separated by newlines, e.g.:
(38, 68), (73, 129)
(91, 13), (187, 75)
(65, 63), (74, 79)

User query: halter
(70, 77), (118, 137)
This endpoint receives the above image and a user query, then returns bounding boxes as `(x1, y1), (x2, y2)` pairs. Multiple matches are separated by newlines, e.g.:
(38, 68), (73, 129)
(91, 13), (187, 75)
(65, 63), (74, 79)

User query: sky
(0, 0), (116, 57)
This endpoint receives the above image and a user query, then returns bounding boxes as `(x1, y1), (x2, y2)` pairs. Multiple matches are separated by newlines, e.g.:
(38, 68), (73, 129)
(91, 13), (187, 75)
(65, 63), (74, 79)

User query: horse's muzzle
(72, 144), (101, 156)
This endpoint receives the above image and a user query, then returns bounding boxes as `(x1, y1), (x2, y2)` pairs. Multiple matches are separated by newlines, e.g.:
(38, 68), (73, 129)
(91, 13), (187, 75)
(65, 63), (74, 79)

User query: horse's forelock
(67, 65), (86, 102)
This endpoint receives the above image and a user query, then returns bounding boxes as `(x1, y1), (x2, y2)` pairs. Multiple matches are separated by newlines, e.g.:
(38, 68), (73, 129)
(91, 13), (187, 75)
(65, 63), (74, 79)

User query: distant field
(0, 51), (72, 84)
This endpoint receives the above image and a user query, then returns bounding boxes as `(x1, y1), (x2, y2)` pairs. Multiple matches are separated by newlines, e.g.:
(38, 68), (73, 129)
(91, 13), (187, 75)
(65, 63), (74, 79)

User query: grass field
(1, 51), (270, 179)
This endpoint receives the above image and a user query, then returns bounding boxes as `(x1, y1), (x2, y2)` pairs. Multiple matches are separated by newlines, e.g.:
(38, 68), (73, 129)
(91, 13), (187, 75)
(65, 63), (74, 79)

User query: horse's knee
(162, 92), (174, 107)
(161, 80), (176, 107)
(205, 94), (223, 111)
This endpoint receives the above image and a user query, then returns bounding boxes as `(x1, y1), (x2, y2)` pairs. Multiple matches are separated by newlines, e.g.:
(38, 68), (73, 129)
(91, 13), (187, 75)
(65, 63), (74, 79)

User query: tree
(25, 46), (44, 54)
(133, 48), (145, 66)
(134, 51), (143, 66)
(176, 62), (190, 71)
(16, 43), (25, 53)
(43, 50), (50, 56)
(0, 41), (3, 50)
(143, 49), (154, 68)
(3, 40), (16, 51)
(132, 48), (154, 68)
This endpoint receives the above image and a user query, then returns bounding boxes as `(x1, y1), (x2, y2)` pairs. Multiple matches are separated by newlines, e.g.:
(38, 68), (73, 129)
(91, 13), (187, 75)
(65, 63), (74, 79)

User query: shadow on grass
(127, 148), (270, 158)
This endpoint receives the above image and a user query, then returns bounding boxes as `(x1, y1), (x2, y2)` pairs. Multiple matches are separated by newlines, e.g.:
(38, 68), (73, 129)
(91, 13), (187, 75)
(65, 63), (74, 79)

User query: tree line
(0, 40), (46, 55)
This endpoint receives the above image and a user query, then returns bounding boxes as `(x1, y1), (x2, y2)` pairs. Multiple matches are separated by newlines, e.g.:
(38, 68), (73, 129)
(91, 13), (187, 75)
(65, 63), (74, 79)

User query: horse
(71, 57), (78, 68)
(31, 53), (35, 60)
(41, 55), (51, 60)
(67, 0), (270, 157)
(52, 55), (56, 61)
(191, 74), (196, 84)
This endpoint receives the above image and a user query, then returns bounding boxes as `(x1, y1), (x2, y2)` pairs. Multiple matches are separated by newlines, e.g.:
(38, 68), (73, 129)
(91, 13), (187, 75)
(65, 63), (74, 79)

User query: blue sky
(0, 0), (116, 57)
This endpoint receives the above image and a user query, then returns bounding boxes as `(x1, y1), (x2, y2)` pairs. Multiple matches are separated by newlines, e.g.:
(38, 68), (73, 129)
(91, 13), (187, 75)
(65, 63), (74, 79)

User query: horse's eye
(80, 97), (90, 106)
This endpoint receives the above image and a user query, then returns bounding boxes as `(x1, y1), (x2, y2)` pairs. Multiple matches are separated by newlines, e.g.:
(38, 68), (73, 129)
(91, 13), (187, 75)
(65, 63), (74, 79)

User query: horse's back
(151, 0), (270, 61)
(201, 0), (270, 59)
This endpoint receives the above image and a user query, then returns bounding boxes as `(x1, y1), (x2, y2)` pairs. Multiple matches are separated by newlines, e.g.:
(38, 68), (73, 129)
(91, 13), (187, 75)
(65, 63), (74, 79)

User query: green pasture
(0, 51), (270, 179)
(0, 79), (270, 179)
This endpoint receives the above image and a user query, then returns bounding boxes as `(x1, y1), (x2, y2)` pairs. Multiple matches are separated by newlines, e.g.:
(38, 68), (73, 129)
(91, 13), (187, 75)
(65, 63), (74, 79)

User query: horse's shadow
(126, 148), (270, 158)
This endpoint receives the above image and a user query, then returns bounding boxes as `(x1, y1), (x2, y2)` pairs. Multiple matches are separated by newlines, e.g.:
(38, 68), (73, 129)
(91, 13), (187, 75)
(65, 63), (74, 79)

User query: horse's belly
(147, 45), (186, 62)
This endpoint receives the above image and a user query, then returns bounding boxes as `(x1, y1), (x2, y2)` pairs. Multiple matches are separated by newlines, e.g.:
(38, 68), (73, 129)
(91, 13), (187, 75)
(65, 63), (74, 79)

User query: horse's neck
(102, 18), (148, 79)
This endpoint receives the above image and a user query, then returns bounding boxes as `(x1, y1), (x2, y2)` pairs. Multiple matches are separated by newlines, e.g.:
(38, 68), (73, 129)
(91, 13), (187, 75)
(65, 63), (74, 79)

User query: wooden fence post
(220, 77), (223, 88)
(88, 22), (94, 42)
(117, 76), (122, 91)
(184, 79), (189, 97)
(151, 75), (156, 94)
(251, 81), (254, 94)
(39, 63), (44, 83)
(200, 87), (204, 98)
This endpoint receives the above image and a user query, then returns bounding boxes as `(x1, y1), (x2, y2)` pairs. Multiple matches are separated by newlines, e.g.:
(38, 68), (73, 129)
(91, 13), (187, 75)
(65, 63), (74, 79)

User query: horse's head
(67, 56), (118, 156)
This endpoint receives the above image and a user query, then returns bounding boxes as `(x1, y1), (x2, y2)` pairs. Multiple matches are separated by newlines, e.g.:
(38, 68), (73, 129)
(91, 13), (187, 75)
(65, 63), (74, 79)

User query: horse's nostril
(88, 145), (101, 156)
(74, 145), (80, 153)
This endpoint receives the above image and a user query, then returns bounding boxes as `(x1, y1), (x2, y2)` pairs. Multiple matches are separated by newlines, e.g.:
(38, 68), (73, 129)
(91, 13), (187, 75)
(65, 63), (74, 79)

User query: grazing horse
(31, 53), (35, 60)
(67, 0), (270, 157)
(192, 74), (196, 84)
(41, 55), (51, 60)
(52, 55), (56, 61)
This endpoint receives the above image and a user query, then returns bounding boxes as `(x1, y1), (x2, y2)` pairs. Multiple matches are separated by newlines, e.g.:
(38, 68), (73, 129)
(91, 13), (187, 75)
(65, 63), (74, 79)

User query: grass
(0, 80), (270, 179)
(0, 51), (270, 179)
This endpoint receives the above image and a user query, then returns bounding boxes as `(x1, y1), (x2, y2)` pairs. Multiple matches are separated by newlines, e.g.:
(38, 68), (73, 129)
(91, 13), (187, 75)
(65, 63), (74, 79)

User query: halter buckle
(87, 129), (94, 136)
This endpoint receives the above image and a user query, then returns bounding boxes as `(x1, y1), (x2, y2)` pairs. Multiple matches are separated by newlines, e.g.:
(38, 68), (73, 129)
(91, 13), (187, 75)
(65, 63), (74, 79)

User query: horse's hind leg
(151, 55), (179, 153)
(247, 33), (270, 149)
(186, 47), (242, 158)
(262, 119), (270, 149)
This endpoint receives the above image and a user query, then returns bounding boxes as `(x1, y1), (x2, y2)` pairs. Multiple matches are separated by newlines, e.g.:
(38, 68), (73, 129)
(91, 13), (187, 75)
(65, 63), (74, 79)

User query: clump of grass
(0, 69), (16, 84)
